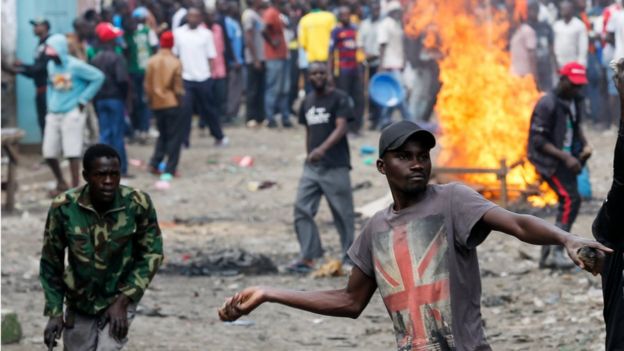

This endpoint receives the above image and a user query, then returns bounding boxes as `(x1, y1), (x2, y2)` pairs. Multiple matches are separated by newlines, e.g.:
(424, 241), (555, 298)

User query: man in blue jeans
(263, 2), (291, 128)
(91, 22), (130, 176)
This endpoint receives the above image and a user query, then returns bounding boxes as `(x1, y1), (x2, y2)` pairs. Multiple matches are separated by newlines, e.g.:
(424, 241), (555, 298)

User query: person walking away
(528, 0), (557, 92)
(173, 7), (227, 147)
(41, 144), (163, 351)
(329, 6), (365, 135)
(358, 2), (382, 129)
(243, 0), (268, 127)
(42, 34), (104, 196)
(553, 0), (589, 68)
(263, 1), (292, 128)
(126, 6), (159, 143)
(219, 120), (611, 350)
(10, 18), (51, 136)
(298, 0), (336, 64)
(528, 62), (593, 269)
(287, 61), (355, 273)
(377, 1), (413, 129)
(145, 31), (185, 177)
(205, 9), (229, 135)
(91, 22), (131, 178)
(224, 1), (245, 123)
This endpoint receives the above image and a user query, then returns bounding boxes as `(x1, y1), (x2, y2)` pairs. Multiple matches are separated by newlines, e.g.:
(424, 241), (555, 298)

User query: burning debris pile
(405, 0), (557, 206)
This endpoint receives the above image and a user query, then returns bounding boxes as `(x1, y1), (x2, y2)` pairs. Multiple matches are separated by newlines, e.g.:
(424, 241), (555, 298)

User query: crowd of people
(510, 0), (624, 130)
(7, 0), (624, 192)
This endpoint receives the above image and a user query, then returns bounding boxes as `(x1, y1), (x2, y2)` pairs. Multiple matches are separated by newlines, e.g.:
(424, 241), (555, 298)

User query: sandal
(286, 260), (315, 274)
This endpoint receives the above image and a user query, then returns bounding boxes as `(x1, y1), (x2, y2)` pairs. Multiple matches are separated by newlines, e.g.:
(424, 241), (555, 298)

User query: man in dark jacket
(90, 22), (130, 176)
(528, 62), (592, 269)
(12, 18), (51, 135)
(593, 58), (624, 351)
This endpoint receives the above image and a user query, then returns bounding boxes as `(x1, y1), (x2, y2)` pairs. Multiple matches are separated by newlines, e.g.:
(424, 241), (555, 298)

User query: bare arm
(482, 207), (612, 272)
(378, 43), (386, 70)
(244, 28), (259, 64)
(308, 117), (348, 163)
(219, 266), (377, 321)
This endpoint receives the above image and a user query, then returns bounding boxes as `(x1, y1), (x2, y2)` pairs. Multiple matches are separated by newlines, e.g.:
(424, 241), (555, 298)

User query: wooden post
(498, 159), (508, 208)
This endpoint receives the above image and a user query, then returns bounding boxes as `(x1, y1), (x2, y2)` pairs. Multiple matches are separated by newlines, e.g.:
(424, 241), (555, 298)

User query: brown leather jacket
(144, 49), (184, 110)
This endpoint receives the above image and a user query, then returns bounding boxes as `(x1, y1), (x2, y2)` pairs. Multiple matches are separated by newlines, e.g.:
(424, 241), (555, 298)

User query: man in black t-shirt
(287, 61), (355, 273)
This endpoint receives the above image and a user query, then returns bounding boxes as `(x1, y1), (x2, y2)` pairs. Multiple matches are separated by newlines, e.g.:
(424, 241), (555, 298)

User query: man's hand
(101, 294), (130, 341)
(253, 59), (262, 71)
(579, 145), (593, 161)
(307, 147), (325, 164)
(218, 286), (267, 322)
(562, 235), (612, 275)
(563, 154), (582, 174)
(43, 316), (63, 349)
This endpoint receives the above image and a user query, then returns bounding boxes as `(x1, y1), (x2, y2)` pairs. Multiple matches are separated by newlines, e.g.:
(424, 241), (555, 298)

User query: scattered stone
(1, 310), (22, 345)
(162, 248), (278, 276)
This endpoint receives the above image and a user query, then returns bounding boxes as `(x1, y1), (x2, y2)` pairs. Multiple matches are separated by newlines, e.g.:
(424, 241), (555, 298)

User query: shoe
(540, 246), (574, 270)
(215, 136), (229, 147)
(282, 120), (293, 128)
(539, 245), (552, 269)
(267, 120), (278, 129)
(286, 260), (315, 274)
(148, 166), (162, 176)
(246, 120), (258, 128)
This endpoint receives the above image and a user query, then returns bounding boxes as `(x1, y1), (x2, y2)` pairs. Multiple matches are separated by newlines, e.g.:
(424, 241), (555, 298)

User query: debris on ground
(311, 259), (345, 278)
(1, 310), (22, 345)
(352, 181), (373, 192)
(162, 248), (278, 276)
(247, 181), (278, 192)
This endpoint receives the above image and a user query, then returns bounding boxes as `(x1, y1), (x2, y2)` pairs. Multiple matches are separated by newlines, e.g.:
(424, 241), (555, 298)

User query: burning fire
(404, 0), (557, 207)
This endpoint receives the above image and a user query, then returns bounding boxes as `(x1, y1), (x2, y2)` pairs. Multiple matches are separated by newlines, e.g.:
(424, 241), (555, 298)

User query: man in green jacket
(40, 144), (164, 350)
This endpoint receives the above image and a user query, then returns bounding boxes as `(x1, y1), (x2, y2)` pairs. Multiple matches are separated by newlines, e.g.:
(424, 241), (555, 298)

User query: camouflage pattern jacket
(39, 185), (164, 317)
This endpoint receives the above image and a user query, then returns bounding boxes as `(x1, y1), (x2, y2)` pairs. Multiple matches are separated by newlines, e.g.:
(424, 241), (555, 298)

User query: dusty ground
(1, 121), (618, 350)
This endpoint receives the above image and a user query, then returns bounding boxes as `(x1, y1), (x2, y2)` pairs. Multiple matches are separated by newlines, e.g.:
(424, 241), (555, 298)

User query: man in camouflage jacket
(40, 144), (164, 350)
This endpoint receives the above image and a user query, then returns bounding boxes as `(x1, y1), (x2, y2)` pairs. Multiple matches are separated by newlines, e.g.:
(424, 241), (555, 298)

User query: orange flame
(405, 0), (557, 206)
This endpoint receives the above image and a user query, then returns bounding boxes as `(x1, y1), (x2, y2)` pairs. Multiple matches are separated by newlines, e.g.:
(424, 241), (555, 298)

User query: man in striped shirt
(329, 6), (364, 134)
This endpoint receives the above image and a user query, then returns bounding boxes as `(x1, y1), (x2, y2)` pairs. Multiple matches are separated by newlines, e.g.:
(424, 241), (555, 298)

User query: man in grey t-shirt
(218, 121), (611, 351)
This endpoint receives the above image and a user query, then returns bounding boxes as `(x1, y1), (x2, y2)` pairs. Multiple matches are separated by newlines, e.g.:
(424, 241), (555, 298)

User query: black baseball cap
(30, 17), (50, 28)
(378, 121), (436, 157)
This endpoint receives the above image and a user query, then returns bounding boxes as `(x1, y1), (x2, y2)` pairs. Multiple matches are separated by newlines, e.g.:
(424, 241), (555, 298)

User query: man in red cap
(144, 31), (185, 176)
(90, 22), (131, 177)
(528, 61), (593, 269)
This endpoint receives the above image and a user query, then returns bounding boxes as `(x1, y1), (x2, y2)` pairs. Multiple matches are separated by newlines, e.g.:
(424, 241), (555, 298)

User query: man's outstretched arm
(219, 266), (377, 321)
(481, 207), (613, 273)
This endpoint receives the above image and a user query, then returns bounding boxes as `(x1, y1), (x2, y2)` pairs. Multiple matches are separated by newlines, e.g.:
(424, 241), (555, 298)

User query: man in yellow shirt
(298, 0), (336, 62)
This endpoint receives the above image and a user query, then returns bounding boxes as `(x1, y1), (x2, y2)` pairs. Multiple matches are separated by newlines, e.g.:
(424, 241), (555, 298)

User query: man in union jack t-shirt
(219, 121), (611, 351)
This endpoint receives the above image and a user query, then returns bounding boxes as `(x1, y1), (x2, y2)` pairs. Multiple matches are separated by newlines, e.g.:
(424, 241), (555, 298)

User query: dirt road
(1, 123), (617, 350)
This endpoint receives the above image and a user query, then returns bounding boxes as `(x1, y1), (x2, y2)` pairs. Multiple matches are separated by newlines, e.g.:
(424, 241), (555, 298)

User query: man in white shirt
(376, 1), (413, 129)
(553, 0), (589, 68)
(173, 7), (227, 146)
